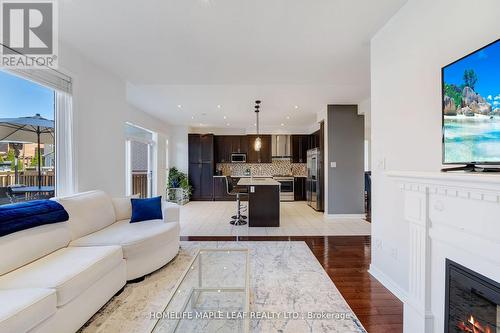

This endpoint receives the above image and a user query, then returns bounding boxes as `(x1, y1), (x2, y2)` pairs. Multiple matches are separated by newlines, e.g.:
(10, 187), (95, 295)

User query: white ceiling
(60, 0), (406, 131)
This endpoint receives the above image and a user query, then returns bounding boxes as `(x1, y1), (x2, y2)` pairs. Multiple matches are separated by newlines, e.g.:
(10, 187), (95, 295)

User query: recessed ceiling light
(217, 105), (221, 109)
(281, 123), (285, 126)
(294, 105), (298, 109)
(177, 104), (182, 108)
(286, 116), (290, 120)
(191, 115), (194, 119)
(223, 116), (227, 119)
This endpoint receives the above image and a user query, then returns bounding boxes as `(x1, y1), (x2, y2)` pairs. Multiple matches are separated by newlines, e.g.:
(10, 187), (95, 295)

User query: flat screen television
(442, 39), (500, 170)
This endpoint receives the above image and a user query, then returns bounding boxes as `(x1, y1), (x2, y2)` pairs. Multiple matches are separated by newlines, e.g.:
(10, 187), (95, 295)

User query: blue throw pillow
(130, 196), (163, 223)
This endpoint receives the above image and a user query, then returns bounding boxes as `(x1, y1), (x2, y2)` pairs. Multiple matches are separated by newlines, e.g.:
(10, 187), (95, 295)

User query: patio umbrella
(0, 114), (54, 188)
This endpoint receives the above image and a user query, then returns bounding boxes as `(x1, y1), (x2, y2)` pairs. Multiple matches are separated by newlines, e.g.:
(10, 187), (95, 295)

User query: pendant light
(254, 100), (262, 151)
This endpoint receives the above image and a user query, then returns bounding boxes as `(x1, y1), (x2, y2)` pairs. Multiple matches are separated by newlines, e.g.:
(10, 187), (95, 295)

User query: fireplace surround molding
(386, 171), (500, 333)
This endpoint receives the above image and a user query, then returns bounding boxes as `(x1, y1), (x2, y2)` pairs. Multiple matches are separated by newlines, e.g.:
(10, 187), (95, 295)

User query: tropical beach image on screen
(443, 40), (500, 164)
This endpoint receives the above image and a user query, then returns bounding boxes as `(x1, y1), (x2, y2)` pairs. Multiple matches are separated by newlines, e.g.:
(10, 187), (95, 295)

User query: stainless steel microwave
(231, 153), (246, 163)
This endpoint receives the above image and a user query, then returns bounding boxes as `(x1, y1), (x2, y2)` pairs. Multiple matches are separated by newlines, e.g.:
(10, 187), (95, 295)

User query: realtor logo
(0, 0), (58, 68)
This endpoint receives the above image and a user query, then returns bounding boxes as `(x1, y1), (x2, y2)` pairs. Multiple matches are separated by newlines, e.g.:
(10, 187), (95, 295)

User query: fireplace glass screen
(445, 259), (500, 333)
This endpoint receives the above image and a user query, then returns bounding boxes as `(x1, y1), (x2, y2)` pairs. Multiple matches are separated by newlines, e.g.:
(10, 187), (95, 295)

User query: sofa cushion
(0, 288), (56, 333)
(130, 196), (163, 223)
(54, 190), (116, 239)
(70, 219), (179, 259)
(0, 246), (123, 306)
(111, 195), (139, 221)
(0, 223), (71, 276)
(0, 200), (69, 237)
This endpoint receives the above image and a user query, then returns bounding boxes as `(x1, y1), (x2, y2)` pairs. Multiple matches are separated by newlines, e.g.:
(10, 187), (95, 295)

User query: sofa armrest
(162, 201), (180, 223)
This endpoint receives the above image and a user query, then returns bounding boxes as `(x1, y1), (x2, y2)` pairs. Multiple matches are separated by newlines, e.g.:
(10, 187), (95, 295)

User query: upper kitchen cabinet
(259, 135), (272, 163)
(308, 130), (321, 150)
(188, 133), (201, 163)
(228, 135), (248, 154)
(214, 136), (231, 163)
(200, 134), (214, 162)
(189, 133), (214, 163)
(214, 135), (249, 163)
(247, 135), (271, 163)
(291, 135), (309, 163)
(236, 136), (248, 154)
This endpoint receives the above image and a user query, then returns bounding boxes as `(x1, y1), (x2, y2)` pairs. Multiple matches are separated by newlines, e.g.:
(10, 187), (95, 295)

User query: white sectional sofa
(0, 190), (180, 333)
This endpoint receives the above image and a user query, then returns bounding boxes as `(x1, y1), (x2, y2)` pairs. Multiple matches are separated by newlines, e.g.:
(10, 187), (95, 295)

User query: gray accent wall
(327, 105), (364, 215)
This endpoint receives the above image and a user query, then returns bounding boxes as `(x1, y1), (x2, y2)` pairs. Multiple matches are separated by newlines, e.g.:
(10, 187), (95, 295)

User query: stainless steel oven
(273, 176), (294, 201)
(231, 153), (246, 163)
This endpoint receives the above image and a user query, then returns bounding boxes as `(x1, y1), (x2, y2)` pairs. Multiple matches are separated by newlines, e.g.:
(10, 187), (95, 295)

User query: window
(125, 123), (157, 198)
(0, 69), (73, 205)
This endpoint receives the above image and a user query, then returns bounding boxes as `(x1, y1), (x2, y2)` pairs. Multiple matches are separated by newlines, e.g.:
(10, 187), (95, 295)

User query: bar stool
(225, 176), (248, 225)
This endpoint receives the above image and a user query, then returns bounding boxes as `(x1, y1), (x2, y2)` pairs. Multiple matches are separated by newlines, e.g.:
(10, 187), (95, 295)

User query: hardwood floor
(180, 235), (403, 333)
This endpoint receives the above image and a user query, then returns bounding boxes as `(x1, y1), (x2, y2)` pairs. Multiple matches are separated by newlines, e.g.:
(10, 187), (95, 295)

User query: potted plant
(167, 167), (191, 205)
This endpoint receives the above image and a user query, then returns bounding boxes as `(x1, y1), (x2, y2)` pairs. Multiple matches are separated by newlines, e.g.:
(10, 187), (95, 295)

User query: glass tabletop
(151, 248), (250, 333)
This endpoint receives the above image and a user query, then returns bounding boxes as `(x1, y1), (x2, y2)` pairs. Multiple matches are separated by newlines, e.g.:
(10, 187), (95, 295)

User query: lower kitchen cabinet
(189, 162), (214, 200)
(213, 176), (235, 201)
(294, 177), (306, 201)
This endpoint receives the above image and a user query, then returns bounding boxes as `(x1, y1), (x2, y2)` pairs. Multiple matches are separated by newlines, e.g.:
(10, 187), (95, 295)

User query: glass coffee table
(151, 249), (250, 333)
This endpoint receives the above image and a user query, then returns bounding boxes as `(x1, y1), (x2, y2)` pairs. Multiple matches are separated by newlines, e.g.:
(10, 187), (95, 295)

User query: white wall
(58, 43), (171, 197)
(168, 126), (189, 174)
(370, 0), (500, 297)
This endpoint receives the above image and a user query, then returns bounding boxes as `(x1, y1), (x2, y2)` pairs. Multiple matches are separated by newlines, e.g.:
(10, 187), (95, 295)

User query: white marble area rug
(80, 241), (366, 333)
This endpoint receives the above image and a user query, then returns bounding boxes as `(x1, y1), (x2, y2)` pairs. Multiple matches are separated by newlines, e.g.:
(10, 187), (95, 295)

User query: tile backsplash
(217, 161), (306, 177)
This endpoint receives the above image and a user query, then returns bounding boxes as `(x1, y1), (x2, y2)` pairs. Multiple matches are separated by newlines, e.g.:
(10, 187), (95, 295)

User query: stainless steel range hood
(271, 135), (291, 159)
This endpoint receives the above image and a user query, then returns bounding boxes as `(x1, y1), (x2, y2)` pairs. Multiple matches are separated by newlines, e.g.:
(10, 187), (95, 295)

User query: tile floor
(179, 201), (371, 236)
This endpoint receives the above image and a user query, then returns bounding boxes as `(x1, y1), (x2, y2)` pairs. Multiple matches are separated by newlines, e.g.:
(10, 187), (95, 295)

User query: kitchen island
(237, 177), (280, 227)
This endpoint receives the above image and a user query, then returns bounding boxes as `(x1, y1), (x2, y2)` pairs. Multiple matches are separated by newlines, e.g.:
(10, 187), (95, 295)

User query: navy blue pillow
(0, 200), (69, 237)
(130, 196), (163, 223)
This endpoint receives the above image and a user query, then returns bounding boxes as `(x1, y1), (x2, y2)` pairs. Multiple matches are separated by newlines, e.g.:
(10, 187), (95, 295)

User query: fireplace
(445, 259), (500, 333)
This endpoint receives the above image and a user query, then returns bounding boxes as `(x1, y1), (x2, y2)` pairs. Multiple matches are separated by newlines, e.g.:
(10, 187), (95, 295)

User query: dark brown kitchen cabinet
(189, 133), (214, 163)
(294, 177), (306, 201)
(188, 134), (214, 200)
(214, 135), (249, 163)
(229, 136), (248, 154)
(213, 176), (232, 201)
(247, 135), (271, 163)
(236, 136), (248, 154)
(260, 135), (272, 163)
(308, 130), (320, 150)
(291, 135), (309, 163)
(214, 136), (231, 163)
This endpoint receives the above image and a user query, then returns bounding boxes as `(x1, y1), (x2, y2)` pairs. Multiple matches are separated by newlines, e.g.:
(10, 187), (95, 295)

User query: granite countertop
(237, 178), (280, 186)
(213, 175), (272, 178)
(232, 175), (272, 178)
(214, 174), (307, 178)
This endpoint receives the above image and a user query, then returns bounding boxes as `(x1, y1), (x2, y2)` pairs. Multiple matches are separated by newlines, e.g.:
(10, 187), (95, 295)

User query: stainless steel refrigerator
(306, 148), (323, 211)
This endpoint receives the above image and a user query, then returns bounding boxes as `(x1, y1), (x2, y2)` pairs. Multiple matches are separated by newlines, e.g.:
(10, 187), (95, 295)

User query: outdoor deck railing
(132, 172), (148, 198)
(0, 171), (55, 187)
(1, 171), (148, 198)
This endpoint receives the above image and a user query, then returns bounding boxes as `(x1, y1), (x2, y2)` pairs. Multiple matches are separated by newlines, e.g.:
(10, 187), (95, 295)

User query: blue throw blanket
(0, 200), (69, 237)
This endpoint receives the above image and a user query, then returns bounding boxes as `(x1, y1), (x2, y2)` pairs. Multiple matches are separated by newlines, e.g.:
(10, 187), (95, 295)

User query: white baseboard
(324, 213), (366, 219)
(368, 264), (408, 303)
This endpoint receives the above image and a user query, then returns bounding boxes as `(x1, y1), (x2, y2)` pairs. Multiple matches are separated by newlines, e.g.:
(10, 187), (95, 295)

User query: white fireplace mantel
(386, 171), (500, 333)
